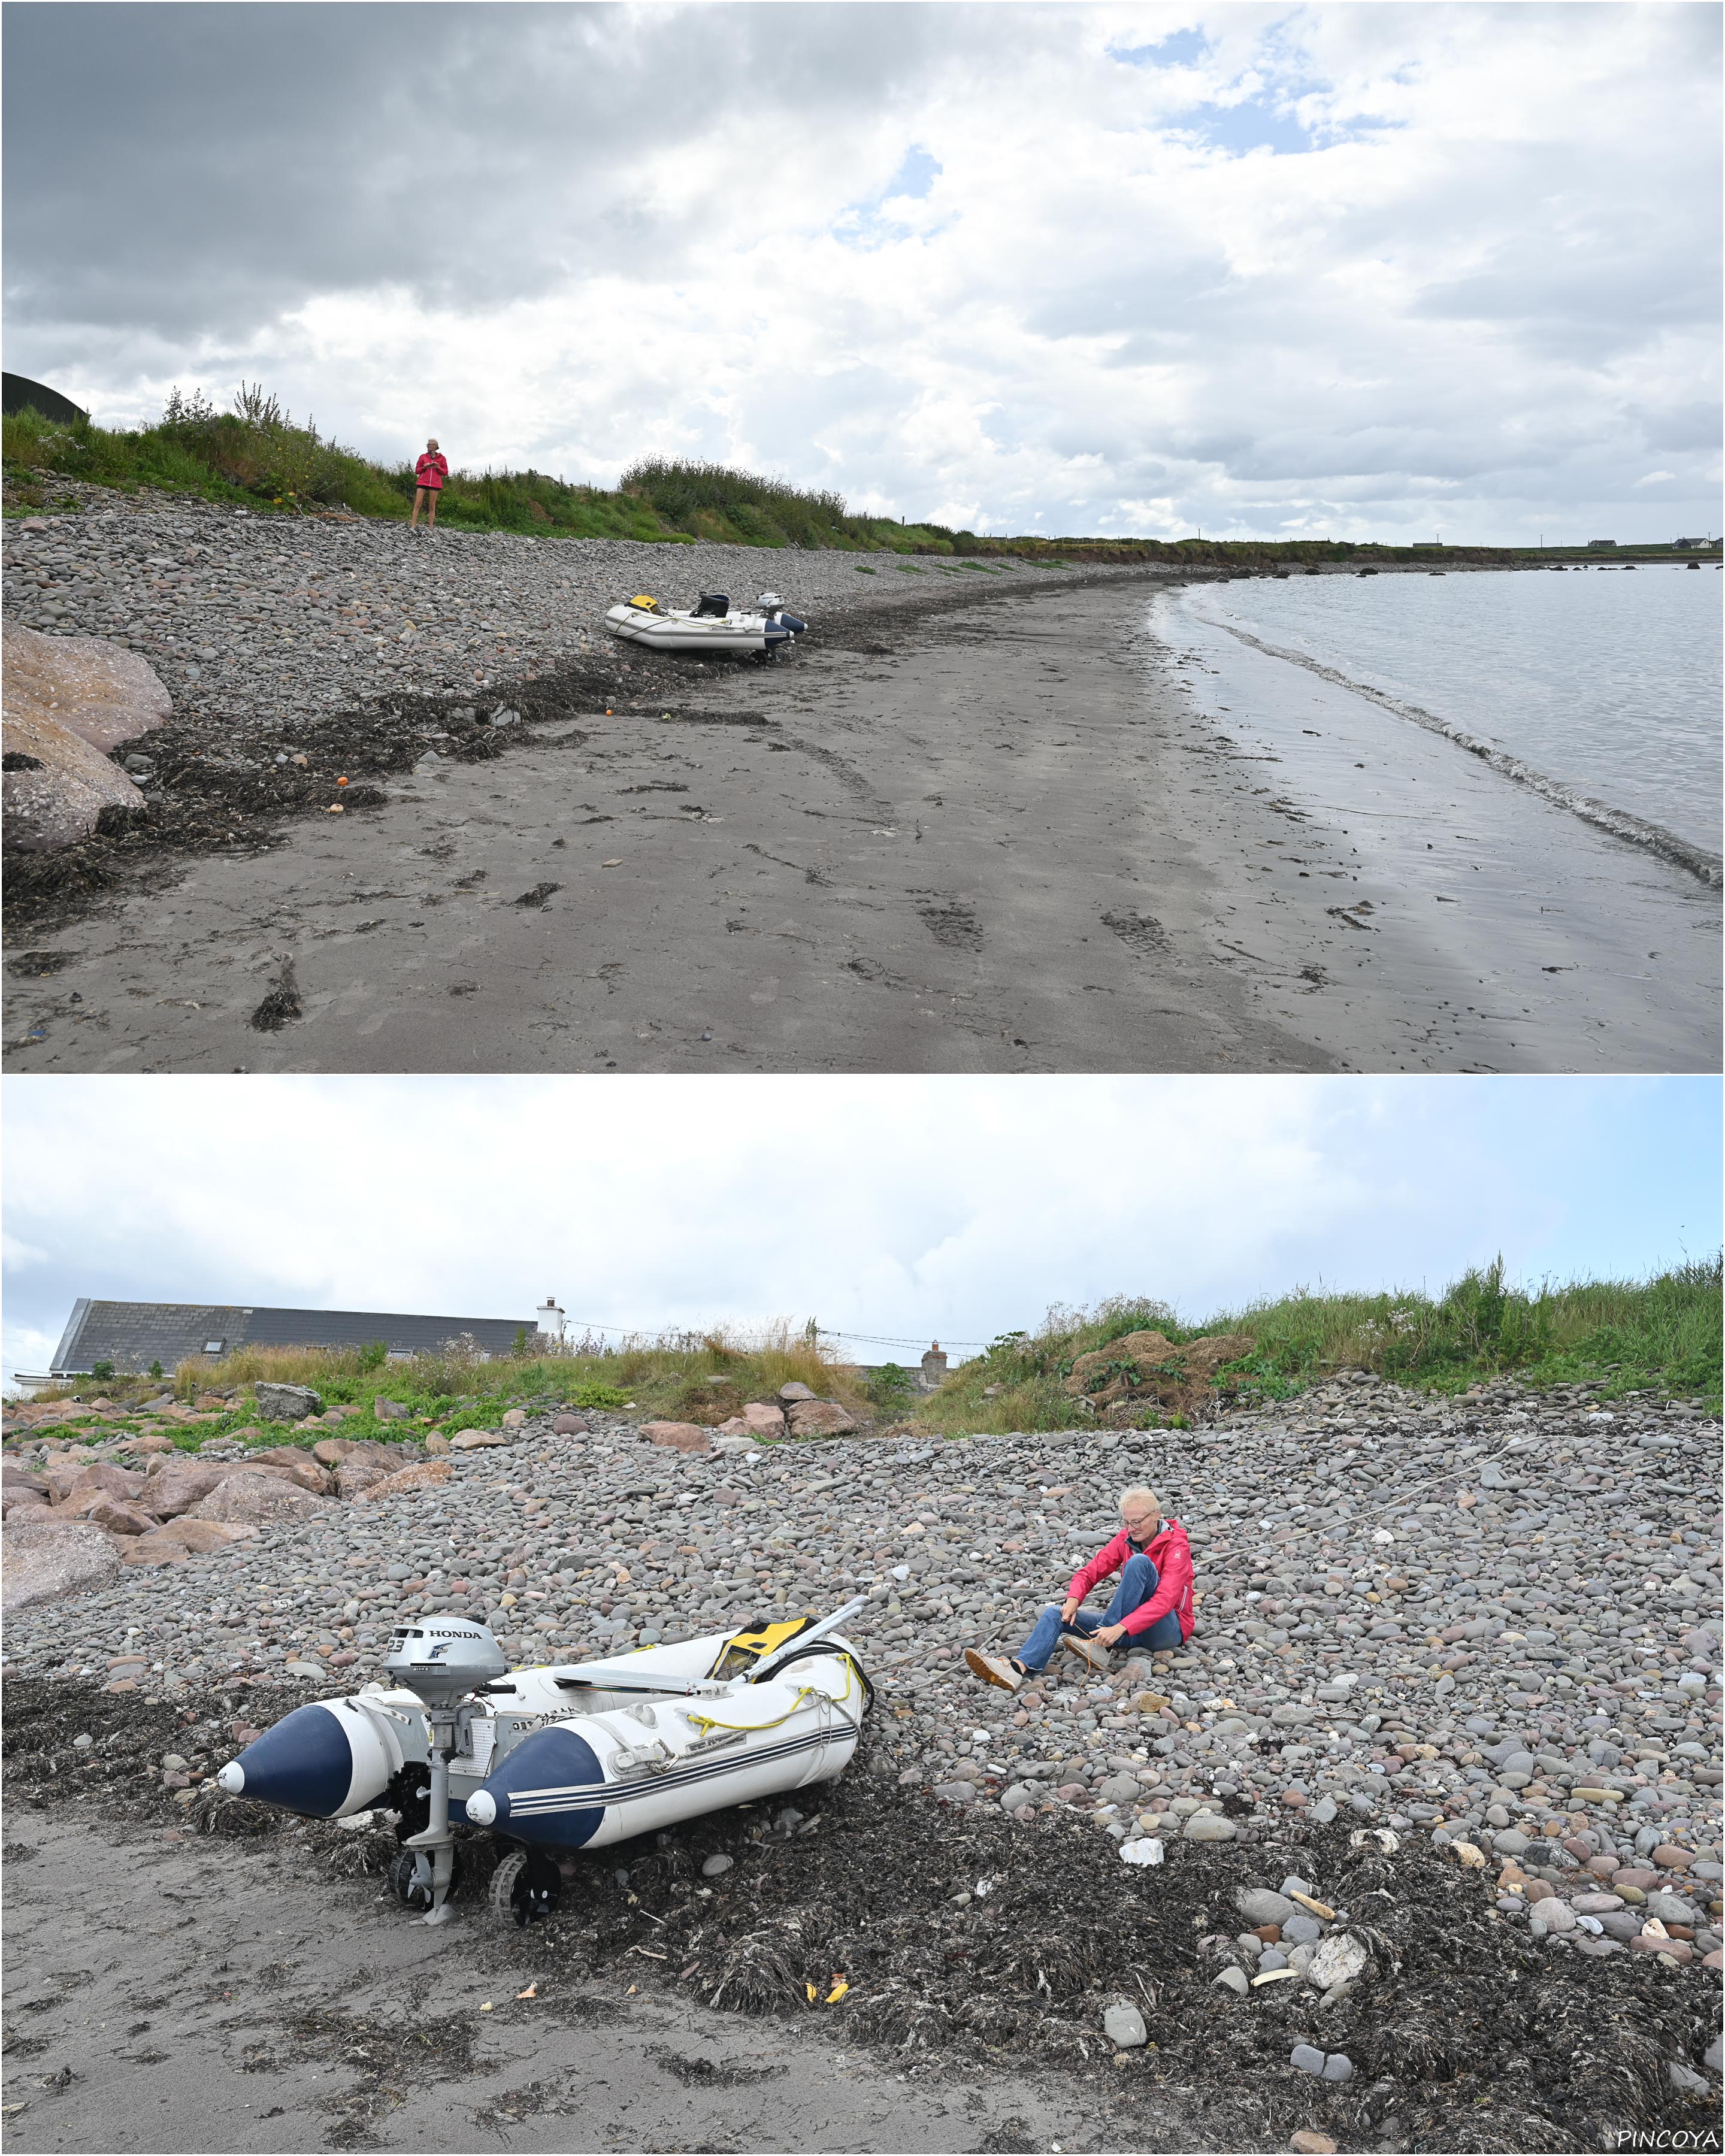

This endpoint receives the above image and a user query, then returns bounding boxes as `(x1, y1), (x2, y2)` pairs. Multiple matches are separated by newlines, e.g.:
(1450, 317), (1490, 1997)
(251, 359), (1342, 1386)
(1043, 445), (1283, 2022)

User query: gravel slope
(6, 1374), (1719, 1913)
(1, 485), (1142, 725)
(5, 1373), (1721, 2148)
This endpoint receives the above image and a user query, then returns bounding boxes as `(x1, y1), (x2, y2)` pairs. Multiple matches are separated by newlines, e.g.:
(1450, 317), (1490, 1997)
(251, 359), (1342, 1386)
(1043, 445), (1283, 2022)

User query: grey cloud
(3, 2), (960, 338)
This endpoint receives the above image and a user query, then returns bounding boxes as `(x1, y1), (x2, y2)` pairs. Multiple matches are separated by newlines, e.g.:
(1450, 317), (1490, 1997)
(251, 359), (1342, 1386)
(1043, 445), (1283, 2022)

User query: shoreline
(2, 1376), (1717, 2153)
(4, 507), (1718, 1073)
(1191, 607), (1723, 890)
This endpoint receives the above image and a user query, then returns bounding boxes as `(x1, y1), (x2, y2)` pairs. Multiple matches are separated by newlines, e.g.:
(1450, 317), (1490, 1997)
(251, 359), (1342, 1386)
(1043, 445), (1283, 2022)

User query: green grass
(19, 380), (1706, 566)
(909, 1256), (1723, 1434)
(23, 1326), (872, 1451)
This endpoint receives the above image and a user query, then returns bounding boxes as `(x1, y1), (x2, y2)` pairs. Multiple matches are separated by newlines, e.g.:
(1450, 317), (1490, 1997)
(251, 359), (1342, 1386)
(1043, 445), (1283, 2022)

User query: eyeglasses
(1122, 1512), (1158, 1528)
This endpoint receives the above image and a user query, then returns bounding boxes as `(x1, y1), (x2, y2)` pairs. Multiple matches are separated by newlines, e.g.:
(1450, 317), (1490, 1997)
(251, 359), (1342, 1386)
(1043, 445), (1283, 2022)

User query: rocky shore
(4, 1370), (1720, 2148)
(0, 484), (1160, 732)
(5, 1374), (1719, 1944)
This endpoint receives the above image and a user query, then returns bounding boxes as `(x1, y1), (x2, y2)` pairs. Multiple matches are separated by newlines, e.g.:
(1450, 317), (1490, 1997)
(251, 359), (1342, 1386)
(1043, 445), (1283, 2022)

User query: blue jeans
(1015, 1553), (1184, 1671)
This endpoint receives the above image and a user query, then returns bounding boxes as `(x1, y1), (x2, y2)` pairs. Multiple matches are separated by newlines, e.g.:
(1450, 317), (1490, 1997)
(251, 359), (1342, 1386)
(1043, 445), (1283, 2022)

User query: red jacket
(415, 451), (449, 490)
(1067, 1518), (1195, 1641)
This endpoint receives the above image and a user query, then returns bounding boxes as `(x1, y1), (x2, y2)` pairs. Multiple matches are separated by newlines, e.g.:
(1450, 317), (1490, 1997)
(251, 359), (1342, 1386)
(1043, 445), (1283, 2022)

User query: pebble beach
(5, 1373), (1720, 1978)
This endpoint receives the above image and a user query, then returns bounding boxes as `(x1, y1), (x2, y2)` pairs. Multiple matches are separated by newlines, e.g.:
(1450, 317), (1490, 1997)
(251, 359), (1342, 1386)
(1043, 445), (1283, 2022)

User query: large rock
(142, 1460), (242, 1517)
(62, 1462), (149, 1507)
(1235, 1887), (1299, 1927)
(1103, 2001), (1148, 2048)
(786, 1399), (856, 1438)
(2, 1513), (123, 1608)
(1, 1483), (49, 1518)
(359, 1459), (453, 1500)
(372, 1398), (413, 1421)
(79, 1495), (158, 1536)
(187, 1470), (334, 1526)
(4, 625), (171, 753)
(243, 1448), (334, 1493)
(123, 1517), (257, 1564)
(640, 1421), (712, 1454)
(742, 1401), (786, 1437)
(2, 629), (165, 852)
(4, 705), (146, 853)
(254, 1383), (323, 1422)
(1062, 1329), (1255, 1419)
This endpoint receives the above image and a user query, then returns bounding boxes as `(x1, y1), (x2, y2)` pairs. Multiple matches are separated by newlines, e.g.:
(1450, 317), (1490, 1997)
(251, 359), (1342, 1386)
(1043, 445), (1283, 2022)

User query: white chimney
(535, 1297), (565, 1342)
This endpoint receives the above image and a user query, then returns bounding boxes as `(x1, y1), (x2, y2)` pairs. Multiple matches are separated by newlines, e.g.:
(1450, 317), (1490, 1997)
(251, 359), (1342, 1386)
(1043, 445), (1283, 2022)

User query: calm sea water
(1171, 565), (1723, 855)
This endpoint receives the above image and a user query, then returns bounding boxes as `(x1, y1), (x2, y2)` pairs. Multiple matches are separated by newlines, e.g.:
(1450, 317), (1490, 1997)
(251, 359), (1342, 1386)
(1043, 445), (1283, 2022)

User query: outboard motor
(756, 591), (808, 636)
(381, 1618), (509, 1924)
(691, 592), (730, 619)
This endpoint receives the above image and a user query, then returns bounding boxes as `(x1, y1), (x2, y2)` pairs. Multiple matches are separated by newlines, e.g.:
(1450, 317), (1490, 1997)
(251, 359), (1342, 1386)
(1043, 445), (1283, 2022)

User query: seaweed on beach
(0, 645), (678, 934)
(10, 1676), (1714, 2154)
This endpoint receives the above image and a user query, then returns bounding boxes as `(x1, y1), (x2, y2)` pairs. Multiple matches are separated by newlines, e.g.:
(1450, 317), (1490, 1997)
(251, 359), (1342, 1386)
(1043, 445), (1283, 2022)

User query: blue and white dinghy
(605, 590), (808, 655)
(216, 1583), (887, 1925)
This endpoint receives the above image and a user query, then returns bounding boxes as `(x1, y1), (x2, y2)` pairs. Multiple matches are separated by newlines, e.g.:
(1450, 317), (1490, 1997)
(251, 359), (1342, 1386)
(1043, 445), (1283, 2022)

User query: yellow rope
(686, 1656), (858, 1734)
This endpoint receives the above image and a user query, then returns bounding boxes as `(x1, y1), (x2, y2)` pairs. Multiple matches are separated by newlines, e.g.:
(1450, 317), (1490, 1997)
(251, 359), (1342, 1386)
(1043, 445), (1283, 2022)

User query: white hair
(1119, 1485), (1159, 1515)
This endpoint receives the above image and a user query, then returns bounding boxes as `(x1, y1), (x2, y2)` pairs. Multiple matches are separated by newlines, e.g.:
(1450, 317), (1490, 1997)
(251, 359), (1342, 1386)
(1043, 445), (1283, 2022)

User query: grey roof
(49, 1300), (531, 1374)
(3, 372), (87, 424)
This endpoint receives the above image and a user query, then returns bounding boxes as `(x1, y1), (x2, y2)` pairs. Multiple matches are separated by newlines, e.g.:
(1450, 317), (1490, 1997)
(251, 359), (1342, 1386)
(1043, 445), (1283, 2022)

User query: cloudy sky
(2, 1074), (1716, 1383)
(5, 2), (1718, 542)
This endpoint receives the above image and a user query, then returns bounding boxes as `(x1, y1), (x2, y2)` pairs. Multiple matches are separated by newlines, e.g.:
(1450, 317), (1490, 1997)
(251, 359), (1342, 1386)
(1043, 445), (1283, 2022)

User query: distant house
(2, 373), (87, 425)
(1585, 540), (1617, 550)
(1672, 537), (1710, 549)
(41, 1298), (539, 1378)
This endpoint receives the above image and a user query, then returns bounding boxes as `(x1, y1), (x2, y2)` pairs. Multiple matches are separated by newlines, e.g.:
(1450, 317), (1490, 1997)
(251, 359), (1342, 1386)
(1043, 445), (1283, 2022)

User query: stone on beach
(188, 1471), (335, 1526)
(2, 1512), (125, 1607)
(4, 623), (171, 752)
(640, 1421), (712, 1454)
(786, 1400), (857, 1438)
(253, 1383), (323, 1422)
(2, 704), (144, 852)
(359, 1458), (453, 1499)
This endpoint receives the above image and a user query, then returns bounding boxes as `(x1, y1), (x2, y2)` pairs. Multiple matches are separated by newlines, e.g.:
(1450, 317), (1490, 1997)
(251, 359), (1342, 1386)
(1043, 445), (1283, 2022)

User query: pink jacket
(1067, 1517), (1196, 1641)
(415, 450), (449, 490)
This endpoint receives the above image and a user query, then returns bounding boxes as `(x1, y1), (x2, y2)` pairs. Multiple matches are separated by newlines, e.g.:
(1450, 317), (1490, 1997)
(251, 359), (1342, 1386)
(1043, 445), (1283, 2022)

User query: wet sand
(1, 1804), (1119, 2155)
(5, 576), (1714, 1074)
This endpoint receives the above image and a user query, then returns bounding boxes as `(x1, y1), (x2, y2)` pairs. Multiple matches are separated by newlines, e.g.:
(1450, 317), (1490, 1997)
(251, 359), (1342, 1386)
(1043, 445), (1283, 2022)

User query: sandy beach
(7, 556), (1718, 1074)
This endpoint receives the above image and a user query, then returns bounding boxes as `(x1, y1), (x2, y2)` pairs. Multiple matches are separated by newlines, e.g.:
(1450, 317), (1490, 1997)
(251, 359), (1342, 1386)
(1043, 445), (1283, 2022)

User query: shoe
(964, 1648), (1023, 1693)
(1062, 1631), (1111, 1673)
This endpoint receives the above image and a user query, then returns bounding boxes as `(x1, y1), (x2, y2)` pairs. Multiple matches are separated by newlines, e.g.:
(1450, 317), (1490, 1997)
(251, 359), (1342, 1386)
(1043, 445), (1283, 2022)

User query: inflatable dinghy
(217, 1585), (883, 1925)
(606, 591), (808, 655)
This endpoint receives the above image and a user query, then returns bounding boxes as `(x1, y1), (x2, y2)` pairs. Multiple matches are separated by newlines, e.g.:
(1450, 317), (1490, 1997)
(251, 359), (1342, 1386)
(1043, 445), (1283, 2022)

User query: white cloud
(2, 1075), (1715, 1385)
(4, 3), (1718, 543)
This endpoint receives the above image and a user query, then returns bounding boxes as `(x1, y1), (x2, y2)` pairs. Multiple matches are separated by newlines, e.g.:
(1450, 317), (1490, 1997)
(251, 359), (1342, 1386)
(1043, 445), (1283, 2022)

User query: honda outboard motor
(756, 591), (807, 635)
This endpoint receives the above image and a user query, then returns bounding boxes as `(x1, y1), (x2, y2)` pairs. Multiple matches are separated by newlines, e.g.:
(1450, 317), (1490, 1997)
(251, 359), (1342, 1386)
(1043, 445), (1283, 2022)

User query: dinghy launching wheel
(388, 1846), (462, 1912)
(489, 1848), (563, 1926)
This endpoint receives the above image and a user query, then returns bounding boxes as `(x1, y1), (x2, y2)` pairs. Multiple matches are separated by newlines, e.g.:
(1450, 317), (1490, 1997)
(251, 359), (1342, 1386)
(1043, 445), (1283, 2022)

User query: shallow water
(1147, 580), (1721, 1074)
(1173, 566), (1723, 856)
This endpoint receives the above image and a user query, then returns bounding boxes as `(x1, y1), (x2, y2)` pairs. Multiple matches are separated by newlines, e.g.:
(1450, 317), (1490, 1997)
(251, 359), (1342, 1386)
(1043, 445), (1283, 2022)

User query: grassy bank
(912, 1257), (1723, 1435)
(1, 389), (954, 551)
(11, 381), (1715, 563)
(16, 1325), (875, 1453)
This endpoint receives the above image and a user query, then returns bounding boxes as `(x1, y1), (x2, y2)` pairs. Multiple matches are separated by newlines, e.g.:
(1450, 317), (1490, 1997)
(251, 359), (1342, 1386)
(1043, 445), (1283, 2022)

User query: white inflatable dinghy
(606, 590), (807, 655)
(217, 1588), (879, 1924)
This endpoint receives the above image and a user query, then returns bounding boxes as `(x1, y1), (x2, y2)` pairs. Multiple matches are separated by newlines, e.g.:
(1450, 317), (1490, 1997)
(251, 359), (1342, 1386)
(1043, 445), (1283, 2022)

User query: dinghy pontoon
(217, 1583), (886, 1925)
(605, 591), (809, 656)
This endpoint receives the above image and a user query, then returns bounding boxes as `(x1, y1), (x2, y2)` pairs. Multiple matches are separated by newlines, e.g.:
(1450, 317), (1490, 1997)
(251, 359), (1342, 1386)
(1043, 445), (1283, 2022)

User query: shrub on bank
(915, 1256), (1723, 1433)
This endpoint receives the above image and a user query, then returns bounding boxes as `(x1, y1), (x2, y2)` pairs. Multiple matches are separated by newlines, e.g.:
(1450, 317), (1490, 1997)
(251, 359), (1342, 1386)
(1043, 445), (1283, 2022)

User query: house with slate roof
(44, 1298), (540, 1377)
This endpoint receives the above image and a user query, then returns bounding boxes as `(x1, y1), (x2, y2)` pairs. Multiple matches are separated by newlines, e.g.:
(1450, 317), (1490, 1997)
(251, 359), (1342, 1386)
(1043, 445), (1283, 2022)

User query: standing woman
(411, 438), (449, 529)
